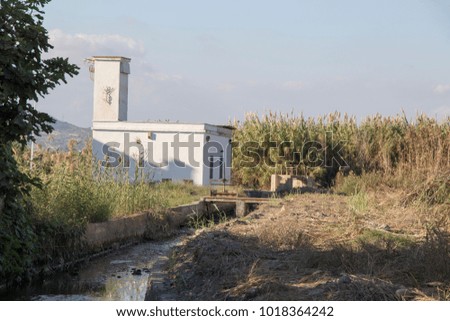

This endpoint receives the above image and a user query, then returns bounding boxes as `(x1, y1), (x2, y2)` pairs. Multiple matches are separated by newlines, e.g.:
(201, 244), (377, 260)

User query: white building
(89, 56), (233, 186)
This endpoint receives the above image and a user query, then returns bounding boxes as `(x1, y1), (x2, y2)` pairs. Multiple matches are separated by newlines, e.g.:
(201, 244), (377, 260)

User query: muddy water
(2, 235), (187, 301)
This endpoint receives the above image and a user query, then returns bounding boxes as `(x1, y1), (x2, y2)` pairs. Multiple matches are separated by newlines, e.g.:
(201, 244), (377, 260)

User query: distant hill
(33, 120), (91, 151)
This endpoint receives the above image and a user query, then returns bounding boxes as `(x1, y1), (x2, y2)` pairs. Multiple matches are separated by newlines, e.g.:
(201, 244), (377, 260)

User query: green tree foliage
(0, 0), (78, 282)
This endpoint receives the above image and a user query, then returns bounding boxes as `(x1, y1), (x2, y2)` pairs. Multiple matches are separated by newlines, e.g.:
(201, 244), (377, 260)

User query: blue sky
(40, 0), (450, 127)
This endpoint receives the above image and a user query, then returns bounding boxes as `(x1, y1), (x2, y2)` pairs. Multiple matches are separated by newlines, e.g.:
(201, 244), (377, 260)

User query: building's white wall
(92, 57), (130, 122)
(92, 124), (222, 185)
(118, 71), (129, 121)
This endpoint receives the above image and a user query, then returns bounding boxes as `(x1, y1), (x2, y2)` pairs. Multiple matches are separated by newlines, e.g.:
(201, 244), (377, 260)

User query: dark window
(209, 157), (214, 179)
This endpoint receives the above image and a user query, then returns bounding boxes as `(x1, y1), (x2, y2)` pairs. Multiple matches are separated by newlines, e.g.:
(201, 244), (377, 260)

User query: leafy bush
(0, 0), (78, 283)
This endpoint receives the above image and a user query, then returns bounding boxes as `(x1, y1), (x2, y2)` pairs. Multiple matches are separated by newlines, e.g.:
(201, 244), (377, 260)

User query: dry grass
(167, 191), (449, 301)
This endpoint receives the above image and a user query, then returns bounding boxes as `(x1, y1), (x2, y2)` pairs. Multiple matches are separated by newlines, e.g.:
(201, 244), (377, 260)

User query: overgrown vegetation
(232, 112), (449, 205)
(19, 140), (208, 222)
(1, 140), (209, 283)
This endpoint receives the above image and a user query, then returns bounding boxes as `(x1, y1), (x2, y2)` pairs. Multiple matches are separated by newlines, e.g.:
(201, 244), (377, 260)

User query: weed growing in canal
(188, 205), (229, 229)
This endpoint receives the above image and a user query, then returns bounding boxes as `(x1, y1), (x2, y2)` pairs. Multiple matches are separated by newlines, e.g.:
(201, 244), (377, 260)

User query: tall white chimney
(90, 56), (131, 122)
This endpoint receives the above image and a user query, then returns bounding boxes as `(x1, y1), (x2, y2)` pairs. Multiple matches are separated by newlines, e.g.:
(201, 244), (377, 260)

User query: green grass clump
(188, 204), (229, 229)
(334, 173), (365, 196)
(357, 229), (414, 249)
(348, 190), (370, 214)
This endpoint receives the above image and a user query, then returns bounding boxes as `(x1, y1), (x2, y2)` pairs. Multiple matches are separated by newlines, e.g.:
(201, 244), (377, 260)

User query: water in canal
(1, 235), (185, 301)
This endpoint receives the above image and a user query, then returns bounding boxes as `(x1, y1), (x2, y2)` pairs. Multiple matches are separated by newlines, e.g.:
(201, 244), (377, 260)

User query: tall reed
(17, 139), (208, 224)
(232, 112), (449, 204)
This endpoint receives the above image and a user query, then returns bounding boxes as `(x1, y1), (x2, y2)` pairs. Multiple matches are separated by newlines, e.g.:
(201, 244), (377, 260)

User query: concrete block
(236, 201), (248, 217)
(271, 174), (281, 192)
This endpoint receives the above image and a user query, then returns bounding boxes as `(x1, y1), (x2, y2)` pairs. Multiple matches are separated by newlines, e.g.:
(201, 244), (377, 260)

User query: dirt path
(165, 193), (449, 301)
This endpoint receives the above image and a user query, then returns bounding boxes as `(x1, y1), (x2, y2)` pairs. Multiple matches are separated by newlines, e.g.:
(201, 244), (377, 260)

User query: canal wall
(84, 201), (235, 251)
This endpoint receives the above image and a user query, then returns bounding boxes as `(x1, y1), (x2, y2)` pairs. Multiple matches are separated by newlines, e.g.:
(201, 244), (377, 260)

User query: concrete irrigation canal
(1, 195), (275, 301)
(2, 233), (188, 301)
(0, 197), (272, 301)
